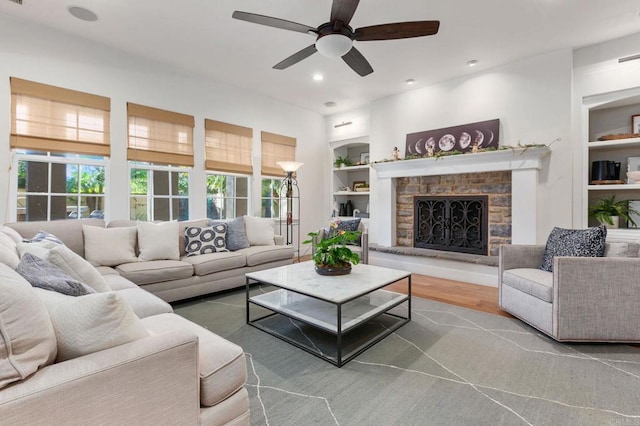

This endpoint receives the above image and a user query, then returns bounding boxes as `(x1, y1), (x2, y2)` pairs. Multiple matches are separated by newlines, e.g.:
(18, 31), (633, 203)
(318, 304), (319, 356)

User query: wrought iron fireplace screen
(413, 195), (488, 255)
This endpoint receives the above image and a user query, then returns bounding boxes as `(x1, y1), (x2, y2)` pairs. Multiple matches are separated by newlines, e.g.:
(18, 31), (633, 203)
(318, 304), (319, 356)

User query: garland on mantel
(373, 138), (558, 164)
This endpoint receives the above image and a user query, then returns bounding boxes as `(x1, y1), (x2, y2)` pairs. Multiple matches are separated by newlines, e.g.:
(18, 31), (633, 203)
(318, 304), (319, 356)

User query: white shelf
(588, 137), (640, 150)
(333, 165), (370, 171)
(333, 191), (370, 196)
(587, 184), (640, 191)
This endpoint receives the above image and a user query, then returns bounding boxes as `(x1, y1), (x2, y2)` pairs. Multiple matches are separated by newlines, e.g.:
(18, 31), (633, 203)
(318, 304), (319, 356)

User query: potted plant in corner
(303, 221), (361, 275)
(588, 195), (639, 228)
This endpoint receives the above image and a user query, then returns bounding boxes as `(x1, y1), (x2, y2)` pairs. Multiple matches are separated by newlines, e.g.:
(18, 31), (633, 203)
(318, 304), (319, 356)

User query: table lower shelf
(249, 289), (408, 334)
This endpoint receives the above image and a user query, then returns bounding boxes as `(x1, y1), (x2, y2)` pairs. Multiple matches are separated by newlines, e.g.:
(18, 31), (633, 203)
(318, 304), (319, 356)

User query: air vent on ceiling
(8, 0), (23, 4)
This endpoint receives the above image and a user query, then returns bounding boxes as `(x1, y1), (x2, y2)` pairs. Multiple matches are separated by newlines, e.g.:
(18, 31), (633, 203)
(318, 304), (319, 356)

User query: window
(260, 177), (281, 219)
(12, 151), (106, 222)
(127, 103), (194, 221)
(129, 164), (189, 221)
(9, 78), (110, 222)
(206, 174), (249, 219)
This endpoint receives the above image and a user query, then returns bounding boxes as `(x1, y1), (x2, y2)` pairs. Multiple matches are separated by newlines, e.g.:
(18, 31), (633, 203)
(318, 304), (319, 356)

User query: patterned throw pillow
(336, 218), (361, 233)
(26, 231), (64, 245)
(184, 224), (229, 256)
(539, 225), (607, 272)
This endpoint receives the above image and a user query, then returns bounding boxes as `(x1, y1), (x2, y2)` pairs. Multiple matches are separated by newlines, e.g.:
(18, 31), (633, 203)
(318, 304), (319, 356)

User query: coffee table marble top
(245, 261), (410, 304)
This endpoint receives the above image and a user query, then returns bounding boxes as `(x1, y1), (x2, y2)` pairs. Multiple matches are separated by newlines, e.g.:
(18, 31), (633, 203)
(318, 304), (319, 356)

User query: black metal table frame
(245, 274), (411, 367)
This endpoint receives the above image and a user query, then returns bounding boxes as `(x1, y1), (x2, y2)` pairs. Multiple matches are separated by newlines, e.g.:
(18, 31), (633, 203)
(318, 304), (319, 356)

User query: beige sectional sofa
(0, 216), (292, 425)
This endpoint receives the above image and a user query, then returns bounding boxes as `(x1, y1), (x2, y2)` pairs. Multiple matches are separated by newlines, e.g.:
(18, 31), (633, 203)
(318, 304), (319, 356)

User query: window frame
(128, 161), (191, 222)
(9, 150), (109, 223)
(205, 171), (251, 220)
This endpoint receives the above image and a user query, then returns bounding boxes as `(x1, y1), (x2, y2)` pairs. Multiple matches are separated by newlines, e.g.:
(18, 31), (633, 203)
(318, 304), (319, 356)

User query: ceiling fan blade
(232, 11), (317, 34)
(330, 0), (360, 25)
(341, 47), (373, 77)
(273, 45), (318, 70)
(355, 21), (440, 41)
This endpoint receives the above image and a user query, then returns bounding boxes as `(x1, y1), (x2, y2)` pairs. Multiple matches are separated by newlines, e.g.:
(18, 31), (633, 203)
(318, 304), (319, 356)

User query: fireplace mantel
(370, 146), (551, 248)
(371, 147), (550, 178)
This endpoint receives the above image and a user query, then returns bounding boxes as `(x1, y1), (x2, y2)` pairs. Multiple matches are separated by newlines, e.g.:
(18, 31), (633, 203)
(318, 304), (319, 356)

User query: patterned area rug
(174, 286), (640, 426)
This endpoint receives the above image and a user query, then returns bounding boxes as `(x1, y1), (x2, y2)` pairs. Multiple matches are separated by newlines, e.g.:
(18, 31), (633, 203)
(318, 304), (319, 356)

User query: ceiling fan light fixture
(316, 34), (352, 58)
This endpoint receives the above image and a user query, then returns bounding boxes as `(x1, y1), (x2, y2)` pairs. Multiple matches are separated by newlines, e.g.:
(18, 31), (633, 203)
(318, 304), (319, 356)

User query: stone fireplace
(397, 172), (511, 256)
(371, 147), (551, 252)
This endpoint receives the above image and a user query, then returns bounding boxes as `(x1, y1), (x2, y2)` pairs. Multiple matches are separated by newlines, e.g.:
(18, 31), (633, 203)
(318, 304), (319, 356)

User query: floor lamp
(277, 161), (303, 261)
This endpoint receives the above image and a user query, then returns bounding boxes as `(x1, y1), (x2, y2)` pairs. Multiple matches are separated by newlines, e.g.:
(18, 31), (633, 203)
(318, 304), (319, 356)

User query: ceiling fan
(232, 0), (440, 77)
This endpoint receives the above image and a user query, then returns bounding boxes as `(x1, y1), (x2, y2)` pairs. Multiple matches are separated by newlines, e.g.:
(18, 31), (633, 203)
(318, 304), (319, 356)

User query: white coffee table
(245, 261), (411, 367)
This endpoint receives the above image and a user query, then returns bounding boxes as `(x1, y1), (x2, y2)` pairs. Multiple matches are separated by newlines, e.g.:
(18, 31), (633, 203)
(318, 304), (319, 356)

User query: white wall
(0, 15), (327, 241)
(330, 49), (573, 244)
(572, 32), (640, 226)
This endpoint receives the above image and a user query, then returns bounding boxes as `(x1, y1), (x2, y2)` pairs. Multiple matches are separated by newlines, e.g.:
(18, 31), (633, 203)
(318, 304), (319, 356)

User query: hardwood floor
(389, 274), (513, 318)
(299, 255), (511, 318)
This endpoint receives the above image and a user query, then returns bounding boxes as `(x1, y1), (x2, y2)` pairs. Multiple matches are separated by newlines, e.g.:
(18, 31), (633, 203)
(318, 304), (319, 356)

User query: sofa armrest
(0, 330), (200, 425)
(552, 256), (640, 341)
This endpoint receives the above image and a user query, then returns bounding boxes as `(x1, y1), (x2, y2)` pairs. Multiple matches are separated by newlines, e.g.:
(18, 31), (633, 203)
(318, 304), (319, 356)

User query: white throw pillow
(137, 221), (180, 261)
(43, 292), (149, 362)
(0, 264), (57, 390)
(0, 232), (17, 250)
(47, 245), (111, 293)
(16, 240), (59, 259)
(243, 216), (275, 246)
(83, 225), (138, 267)
(0, 244), (19, 269)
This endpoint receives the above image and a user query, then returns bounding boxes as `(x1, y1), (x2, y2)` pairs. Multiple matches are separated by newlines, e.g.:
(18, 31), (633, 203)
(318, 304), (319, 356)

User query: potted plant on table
(303, 221), (361, 275)
(588, 195), (639, 228)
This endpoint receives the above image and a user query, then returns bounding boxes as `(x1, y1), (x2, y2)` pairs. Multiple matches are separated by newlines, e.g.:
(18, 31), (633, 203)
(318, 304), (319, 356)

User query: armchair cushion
(540, 225), (606, 272)
(502, 268), (553, 303)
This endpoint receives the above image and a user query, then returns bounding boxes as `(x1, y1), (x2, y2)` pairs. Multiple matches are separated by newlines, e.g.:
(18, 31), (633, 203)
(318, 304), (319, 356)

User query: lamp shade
(277, 161), (304, 173)
(316, 34), (352, 58)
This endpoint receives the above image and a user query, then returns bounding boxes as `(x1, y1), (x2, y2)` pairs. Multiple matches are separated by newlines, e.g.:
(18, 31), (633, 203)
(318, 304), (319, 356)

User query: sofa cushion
(103, 274), (138, 291)
(116, 260), (193, 285)
(141, 313), (247, 407)
(181, 251), (247, 276)
(114, 288), (174, 318)
(0, 244), (19, 269)
(37, 291), (149, 362)
(137, 221), (180, 261)
(16, 253), (96, 296)
(209, 217), (250, 251)
(185, 224), (229, 256)
(540, 225), (606, 272)
(47, 245), (111, 293)
(83, 225), (138, 267)
(95, 266), (119, 276)
(238, 245), (294, 267)
(2, 225), (24, 243)
(502, 268), (553, 303)
(243, 216), (275, 246)
(0, 264), (56, 390)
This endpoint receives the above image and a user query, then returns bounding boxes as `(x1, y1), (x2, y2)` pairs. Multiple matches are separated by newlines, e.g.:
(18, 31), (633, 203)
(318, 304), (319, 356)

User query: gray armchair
(312, 221), (369, 264)
(499, 242), (640, 342)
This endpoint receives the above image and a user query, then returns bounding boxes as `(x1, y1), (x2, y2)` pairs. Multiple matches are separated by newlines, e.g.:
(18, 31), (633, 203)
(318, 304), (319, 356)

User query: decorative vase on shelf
(345, 200), (353, 216)
(339, 203), (347, 216)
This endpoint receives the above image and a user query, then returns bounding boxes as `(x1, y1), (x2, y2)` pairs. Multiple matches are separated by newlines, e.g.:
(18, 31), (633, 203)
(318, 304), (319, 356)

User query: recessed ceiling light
(405, 78), (416, 85)
(68, 6), (98, 22)
(467, 59), (479, 67)
(324, 101), (337, 108)
(313, 74), (324, 81)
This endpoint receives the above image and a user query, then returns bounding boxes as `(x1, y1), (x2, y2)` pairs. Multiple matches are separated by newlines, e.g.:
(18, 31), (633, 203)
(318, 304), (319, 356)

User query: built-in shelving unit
(330, 137), (370, 221)
(585, 97), (640, 237)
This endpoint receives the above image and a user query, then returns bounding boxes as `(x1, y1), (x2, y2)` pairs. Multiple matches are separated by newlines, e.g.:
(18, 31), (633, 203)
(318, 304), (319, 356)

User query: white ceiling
(1, 0), (640, 115)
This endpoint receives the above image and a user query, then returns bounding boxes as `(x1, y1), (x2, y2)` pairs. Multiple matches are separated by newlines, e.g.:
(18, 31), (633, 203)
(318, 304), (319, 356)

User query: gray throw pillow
(185, 224), (229, 256)
(540, 225), (607, 272)
(209, 217), (250, 251)
(16, 253), (96, 296)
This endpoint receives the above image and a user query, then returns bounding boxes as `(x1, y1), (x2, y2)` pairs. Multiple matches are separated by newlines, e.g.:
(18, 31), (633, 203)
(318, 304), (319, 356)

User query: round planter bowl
(314, 264), (352, 276)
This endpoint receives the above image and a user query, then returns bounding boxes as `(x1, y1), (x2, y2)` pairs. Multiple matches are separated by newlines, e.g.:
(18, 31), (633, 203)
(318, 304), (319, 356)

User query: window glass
(129, 163), (189, 221)
(206, 173), (249, 220)
(260, 178), (281, 218)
